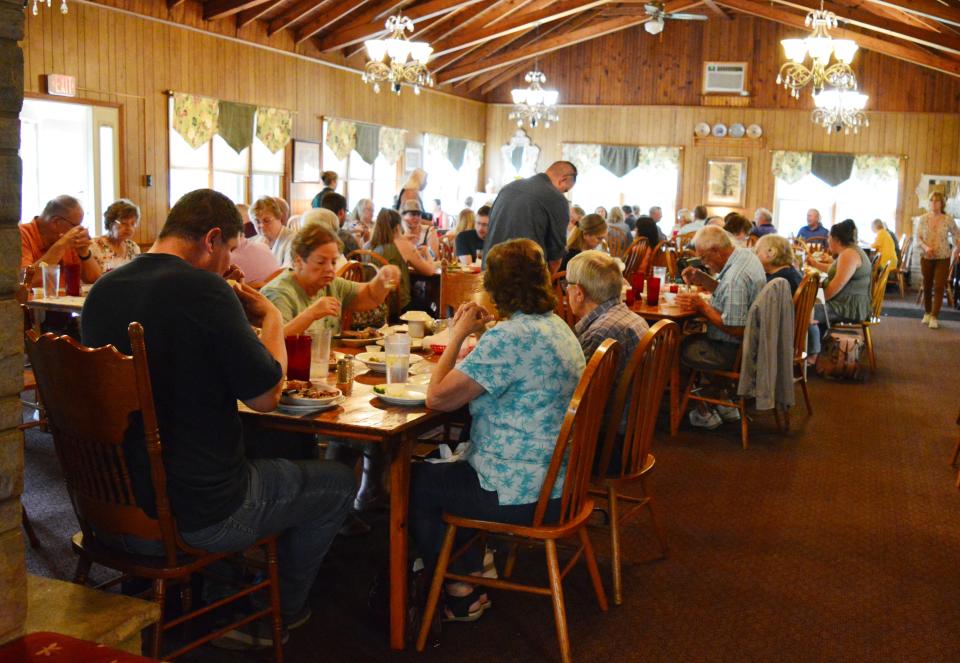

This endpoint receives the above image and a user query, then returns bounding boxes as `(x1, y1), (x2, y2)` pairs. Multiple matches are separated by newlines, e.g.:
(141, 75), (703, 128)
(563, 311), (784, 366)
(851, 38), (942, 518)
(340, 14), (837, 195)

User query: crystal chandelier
(812, 87), (869, 135)
(362, 14), (433, 95)
(776, 4), (859, 98)
(26, 0), (68, 15)
(509, 70), (559, 129)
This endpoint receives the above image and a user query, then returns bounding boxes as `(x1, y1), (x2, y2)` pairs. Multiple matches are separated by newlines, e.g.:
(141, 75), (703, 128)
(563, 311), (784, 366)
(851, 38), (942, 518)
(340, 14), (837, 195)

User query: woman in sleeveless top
(368, 208), (436, 315)
(808, 219), (871, 324)
(915, 191), (960, 329)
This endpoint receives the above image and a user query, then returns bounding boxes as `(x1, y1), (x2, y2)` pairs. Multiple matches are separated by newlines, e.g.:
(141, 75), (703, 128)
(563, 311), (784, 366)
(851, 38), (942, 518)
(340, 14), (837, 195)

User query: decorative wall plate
(694, 122), (711, 138)
(747, 124), (763, 138)
(729, 123), (746, 138)
(711, 123), (728, 137)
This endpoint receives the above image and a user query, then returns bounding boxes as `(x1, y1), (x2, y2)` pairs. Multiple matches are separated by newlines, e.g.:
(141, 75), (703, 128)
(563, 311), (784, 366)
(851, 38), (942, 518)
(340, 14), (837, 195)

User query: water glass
(309, 327), (332, 374)
(384, 333), (411, 385)
(41, 264), (60, 299)
(284, 335), (312, 381)
(63, 263), (81, 297)
(653, 266), (667, 282)
(646, 276), (661, 306)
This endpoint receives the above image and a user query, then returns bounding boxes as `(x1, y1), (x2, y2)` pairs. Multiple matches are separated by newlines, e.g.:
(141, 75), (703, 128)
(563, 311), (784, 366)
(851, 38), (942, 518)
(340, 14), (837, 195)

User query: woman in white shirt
(251, 196), (295, 268)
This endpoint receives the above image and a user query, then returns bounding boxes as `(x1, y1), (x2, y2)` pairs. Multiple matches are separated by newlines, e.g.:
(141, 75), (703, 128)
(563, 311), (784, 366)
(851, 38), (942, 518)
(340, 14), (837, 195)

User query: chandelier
(362, 15), (433, 95)
(26, 0), (68, 15)
(812, 87), (869, 135)
(776, 5), (859, 98)
(509, 70), (559, 129)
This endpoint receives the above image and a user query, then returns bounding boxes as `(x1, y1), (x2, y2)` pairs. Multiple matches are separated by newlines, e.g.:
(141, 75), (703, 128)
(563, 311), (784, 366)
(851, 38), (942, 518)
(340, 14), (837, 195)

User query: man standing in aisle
(483, 161), (578, 273)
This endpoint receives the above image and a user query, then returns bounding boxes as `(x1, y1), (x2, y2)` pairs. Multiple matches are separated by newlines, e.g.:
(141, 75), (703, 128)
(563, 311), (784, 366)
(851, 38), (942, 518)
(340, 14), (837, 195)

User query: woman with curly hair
(411, 238), (585, 622)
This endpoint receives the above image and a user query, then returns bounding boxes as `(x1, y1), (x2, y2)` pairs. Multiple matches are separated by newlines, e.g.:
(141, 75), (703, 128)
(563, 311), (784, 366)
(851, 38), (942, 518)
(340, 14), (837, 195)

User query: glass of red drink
(284, 335), (312, 381)
(63, 264), (81, 297)
(645, 276), (660, 306)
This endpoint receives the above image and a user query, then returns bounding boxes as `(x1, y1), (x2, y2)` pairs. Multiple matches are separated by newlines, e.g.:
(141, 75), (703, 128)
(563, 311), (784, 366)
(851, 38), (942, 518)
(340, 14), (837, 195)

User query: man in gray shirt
(483, 161), (577, 272)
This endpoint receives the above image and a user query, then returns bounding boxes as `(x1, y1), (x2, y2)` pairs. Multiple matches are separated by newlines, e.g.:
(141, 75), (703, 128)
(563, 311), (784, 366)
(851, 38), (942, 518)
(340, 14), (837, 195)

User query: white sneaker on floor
(922, 313), (931, 324)
(929, 317), (940, 329)
(689, 408), (722, 430)
(715, 404), (741, 422)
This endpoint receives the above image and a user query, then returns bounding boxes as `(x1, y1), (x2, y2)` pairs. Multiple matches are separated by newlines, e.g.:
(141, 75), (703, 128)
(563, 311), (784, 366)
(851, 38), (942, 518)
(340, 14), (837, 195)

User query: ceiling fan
(643, 2), (708, 35)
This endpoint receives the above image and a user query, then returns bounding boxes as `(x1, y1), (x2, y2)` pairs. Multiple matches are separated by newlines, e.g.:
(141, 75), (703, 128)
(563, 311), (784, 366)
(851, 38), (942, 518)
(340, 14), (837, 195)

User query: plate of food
(281, 380), (342, 406)
(356, 351), (424, 373)
(336, 327), (384, 347)
(372, 383), (428, 406)
(276, 397), (345, 415)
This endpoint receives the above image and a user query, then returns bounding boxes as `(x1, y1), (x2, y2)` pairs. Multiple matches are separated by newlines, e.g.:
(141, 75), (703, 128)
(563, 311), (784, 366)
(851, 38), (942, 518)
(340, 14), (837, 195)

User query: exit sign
(46, 74), (77, 97)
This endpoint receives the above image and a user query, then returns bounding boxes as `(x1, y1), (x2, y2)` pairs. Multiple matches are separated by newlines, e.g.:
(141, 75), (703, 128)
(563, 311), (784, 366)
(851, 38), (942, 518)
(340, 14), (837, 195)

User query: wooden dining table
(239, 345), (458, 651)
(630, 296), (702, 436)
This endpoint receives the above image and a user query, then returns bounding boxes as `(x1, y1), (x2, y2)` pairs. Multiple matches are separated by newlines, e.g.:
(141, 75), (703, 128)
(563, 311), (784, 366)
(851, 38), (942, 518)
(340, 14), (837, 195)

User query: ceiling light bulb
(644, 17), (664, 35)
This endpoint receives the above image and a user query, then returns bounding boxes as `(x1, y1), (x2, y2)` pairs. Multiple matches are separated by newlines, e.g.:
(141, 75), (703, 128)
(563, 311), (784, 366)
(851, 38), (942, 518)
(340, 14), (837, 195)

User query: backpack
(815, 329), (865, 380)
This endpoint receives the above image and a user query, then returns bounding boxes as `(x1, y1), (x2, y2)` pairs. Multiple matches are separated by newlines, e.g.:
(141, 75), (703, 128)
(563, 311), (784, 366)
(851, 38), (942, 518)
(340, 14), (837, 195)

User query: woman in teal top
(367, 208), (436, 315)
(807, 219), (871, 323)
(412, 238), (585, 622)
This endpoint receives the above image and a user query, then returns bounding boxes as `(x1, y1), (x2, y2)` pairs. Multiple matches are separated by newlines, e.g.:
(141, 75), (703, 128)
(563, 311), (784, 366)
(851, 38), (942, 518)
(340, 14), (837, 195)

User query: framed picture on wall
(292, 140), (321, 183)
(705, 157), (747, 207)
(404, 147), (422, 173)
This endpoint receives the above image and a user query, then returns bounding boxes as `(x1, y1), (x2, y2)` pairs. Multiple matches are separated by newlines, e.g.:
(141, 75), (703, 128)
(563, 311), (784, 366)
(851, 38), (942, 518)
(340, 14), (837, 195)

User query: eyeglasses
(404, 212), (422, 217)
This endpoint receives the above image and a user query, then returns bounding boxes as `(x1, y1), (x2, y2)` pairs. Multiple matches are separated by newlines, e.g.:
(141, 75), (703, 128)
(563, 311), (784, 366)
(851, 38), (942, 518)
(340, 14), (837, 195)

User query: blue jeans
(181, 458), (355, 619)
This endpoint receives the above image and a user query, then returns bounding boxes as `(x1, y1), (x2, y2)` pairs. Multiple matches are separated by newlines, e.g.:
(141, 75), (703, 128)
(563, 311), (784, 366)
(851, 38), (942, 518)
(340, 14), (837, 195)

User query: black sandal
(442, 587), (491, 623)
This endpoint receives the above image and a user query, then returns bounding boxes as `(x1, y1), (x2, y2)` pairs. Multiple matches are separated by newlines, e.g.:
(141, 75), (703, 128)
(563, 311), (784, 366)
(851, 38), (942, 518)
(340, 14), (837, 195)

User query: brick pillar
(0, 0), (25, 646)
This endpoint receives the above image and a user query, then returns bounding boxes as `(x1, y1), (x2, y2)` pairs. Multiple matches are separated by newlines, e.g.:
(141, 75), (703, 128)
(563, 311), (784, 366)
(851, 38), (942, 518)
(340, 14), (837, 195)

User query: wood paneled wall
(485, 104), (960, 236)
(20, 2), (486, 241)
(485, 15), (960, 113)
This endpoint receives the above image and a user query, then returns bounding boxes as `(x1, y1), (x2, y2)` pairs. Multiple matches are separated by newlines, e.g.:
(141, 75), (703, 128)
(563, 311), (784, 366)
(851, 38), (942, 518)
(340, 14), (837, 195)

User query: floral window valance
(425, 133), (484, 172)
(853, 154), (900, 183)
(171, 91), (293, 153)
(771, 151), (813, 184)
(325, 117), (409, 165)
(562, 143), (680, 177)
(773, 150), (899, 185)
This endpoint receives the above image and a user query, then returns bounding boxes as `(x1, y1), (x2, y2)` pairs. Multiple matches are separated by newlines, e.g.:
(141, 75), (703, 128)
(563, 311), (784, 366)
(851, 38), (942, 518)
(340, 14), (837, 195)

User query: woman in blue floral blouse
(415, 238), (585, 622)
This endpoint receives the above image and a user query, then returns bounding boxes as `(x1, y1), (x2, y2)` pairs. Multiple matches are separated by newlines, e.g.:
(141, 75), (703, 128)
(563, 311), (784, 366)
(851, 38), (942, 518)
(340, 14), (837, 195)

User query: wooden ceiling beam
(715, 0), (960, 77)
(867, 0), (960, 28)
(771, 0), (960, 55)
(431, 0), (610, 57)
(294, 0), (383, 43)
(439, 4), (703, 84)
(237, 0), (283, 28)
(167, 0), (186, 9)
(313, 0), (484, 52)
(416, 0), (534, 44)
(702, 0), (732, 19)
(269, 0), (341, 36)
(203, 0), (273, 21)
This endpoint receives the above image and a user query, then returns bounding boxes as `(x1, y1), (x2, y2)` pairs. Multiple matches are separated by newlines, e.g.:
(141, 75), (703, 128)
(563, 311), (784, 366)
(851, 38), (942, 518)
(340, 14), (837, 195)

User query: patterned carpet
(22, 314), (960, 663)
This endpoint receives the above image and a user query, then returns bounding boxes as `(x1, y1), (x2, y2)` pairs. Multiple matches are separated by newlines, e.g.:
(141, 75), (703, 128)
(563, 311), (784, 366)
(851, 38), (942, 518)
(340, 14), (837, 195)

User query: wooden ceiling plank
(237, 0), (284, 28)
(771, 0), (960, 55)
(867, 1), (960, 28)
(416, 0), (532, 43)
(313, 0), (484, 52)
(269, 0), (339, 36)
(204, 0), (274, 21)
(294, 0), (383, 43)
(167, 0), (186, 9)
(439, 3), (700, 84)
(702, 0), (732, 19)
(431, 0), (611, 57)
(715, 0), (960, 77)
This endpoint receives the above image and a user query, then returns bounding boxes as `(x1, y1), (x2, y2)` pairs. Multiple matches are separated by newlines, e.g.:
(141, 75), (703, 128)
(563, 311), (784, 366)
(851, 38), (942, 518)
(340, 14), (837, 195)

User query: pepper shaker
(336, 358), (353, 396)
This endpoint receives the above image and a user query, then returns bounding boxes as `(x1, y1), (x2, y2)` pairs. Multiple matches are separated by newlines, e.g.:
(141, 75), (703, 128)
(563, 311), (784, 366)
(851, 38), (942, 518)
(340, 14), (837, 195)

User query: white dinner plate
(729, 123), (745, 138)
(712, 123), (727, 137)
(375, 385), (427, 406)
(280, 385), (341, 406)
(356, 352), (424, 373)
(747, 123), (763, 138)
(694, 122), (711, 138)
(336, 334), (384, 347)
(276, 395), (345, 414)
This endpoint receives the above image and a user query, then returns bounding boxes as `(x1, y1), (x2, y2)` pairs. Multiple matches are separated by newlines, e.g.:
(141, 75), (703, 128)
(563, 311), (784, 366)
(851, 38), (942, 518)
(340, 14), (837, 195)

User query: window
(422, 141), (482, 224)
(168, 97), (286, 207)
(320, 120), (399, 213)
(773, 167), (899, 243)
(570, 163), (679, 234)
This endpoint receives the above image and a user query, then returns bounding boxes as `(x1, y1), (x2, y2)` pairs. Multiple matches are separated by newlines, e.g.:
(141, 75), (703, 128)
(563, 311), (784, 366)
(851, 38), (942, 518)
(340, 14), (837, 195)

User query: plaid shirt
(708, 247), (767, 344)
(575, 298), (649, 432)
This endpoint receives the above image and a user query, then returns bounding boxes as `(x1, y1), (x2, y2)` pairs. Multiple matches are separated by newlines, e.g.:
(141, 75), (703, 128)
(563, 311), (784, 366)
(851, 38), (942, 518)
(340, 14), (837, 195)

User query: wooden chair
(346, 248), (389, 267)
(606, 226), (631, 259)
(622, 238), (650, 280)
(590, 320), (679, 605)
(791, 274), (819, 421)
(25, 325), (284, 661)
(746, 235), (759, 248)
(651, 244), (678, 280)
(835, 260), (893, 375)
(551, 271), (577, 329)
(415, 340), (622, 663)
(895, 236), (912, 297)
(438, 266), (495, 319)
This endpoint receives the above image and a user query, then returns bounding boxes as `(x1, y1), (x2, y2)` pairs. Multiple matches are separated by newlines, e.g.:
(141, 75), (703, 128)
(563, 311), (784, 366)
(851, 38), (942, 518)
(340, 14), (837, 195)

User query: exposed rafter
(237, 0), (283, 28)
(715, 0), (960, 77)
(267, 0), (337, 36)
(702, 0), (732, 19)
(868, 0), (960, 29)
(203, 0), (273, 21)
(294, 0), (383, 44)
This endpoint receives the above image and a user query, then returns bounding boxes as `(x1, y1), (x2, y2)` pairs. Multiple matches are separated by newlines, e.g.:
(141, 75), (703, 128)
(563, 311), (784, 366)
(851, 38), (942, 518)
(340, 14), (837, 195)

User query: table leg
(388, 434), (414, 650)
(669, 352), (680, 437)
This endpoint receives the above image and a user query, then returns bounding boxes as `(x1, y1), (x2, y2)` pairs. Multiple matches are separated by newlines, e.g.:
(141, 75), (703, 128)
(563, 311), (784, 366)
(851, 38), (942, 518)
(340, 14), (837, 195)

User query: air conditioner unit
(703, 62), (748, 95)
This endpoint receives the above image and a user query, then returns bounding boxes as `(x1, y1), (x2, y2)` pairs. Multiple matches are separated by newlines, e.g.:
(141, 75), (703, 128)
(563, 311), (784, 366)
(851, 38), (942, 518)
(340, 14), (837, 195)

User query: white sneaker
(922, 313), (931, 325)
(689, 408), (722, 430)
(715, 404), (741, 422)
(929, 317), (940, 329)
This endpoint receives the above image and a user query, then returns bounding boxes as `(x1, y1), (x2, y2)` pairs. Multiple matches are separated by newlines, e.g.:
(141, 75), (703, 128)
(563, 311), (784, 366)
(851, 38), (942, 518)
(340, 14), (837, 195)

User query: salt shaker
(336, 358), (353, 396)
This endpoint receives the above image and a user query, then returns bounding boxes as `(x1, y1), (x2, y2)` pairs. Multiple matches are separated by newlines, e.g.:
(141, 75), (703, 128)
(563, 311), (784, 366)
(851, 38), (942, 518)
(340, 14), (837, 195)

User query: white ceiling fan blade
(665, 12), (709, 20)
(643, 3), (661, 14)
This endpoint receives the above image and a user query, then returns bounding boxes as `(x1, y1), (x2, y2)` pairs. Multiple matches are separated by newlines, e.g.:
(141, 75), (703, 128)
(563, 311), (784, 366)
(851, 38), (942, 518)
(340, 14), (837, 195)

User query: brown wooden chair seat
(622, 238), (650, 280)
(791, 273), (820, 421)
(416, 340), (621, 663)
(590, 320), (679, 605)
(25, 324), (284, 661)
(605, 226), (631, 259)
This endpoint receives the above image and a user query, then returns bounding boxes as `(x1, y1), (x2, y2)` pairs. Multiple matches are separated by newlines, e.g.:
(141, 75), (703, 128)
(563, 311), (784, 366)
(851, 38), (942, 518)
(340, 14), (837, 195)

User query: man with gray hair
(798, 208), (829, 243)
(751, 207), (777, 238)
(21, 195), (102, 286)
(676, 226), (766, 429)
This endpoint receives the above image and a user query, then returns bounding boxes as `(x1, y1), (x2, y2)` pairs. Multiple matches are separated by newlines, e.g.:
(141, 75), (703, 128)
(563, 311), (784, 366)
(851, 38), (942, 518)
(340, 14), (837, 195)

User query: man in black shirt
(320, 191), (360, 255)
(82, 189), (354, 649)
(455, 204), (490, 264)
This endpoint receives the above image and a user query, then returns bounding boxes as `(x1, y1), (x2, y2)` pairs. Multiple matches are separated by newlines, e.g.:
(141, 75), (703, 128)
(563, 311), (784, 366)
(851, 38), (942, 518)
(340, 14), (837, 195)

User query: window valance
(561, 143), (681, 177)
(171, 92), (292, 154)
(425, 133), (484, 171)
(325, 117), (409, 165)
(772, 150), (900, 185)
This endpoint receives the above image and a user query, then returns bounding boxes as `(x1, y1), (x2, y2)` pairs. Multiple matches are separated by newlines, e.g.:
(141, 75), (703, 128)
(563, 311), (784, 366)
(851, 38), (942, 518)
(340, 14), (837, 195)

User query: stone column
(0, 0), (25, 647)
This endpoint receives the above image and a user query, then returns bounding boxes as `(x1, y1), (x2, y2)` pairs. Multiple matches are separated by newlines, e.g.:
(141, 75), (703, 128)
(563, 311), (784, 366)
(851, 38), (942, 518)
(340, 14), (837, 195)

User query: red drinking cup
(63, 263), (81, 297)
(284, 335), (312, 381)
(645, 277), (661, 306)
(668, 283), (679, 294)
(625, 284), (636, 307)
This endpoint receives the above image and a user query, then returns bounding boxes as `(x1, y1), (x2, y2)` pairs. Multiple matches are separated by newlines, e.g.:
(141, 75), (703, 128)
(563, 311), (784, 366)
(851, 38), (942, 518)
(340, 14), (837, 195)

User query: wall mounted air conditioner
(703, 62), (748, 95)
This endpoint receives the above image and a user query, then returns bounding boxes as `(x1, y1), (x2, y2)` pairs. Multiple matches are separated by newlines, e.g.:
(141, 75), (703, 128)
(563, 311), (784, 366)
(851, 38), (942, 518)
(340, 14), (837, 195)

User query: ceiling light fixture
(776, 4), (859, 98)
(362, 14), (433, 95)
(25, 0), (68, 15)
(644, 16), (665, 35)
(509, 69), (560, 129)
(812, 87), (869, 135)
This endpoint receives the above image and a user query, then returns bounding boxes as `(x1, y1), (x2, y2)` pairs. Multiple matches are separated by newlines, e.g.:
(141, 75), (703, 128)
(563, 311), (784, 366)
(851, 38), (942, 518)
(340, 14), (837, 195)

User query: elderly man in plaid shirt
(676, 225), (767, 429)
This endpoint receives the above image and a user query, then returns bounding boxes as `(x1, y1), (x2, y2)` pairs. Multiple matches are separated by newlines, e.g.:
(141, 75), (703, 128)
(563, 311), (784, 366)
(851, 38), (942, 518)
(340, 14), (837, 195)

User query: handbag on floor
(815, 329), (865, 380)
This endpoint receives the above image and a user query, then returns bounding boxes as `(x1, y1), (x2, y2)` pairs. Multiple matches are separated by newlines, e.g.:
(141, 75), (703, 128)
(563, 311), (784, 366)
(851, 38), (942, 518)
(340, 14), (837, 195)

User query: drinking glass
(41, 264), (60, 299)
(309, 327), (332, 375)
(645, 276), (661, 306)
(284, 335), (312, 381)
(63, 263), (81, 297)
(653, 266), (667, 282)
(384, 333), (411, 385)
